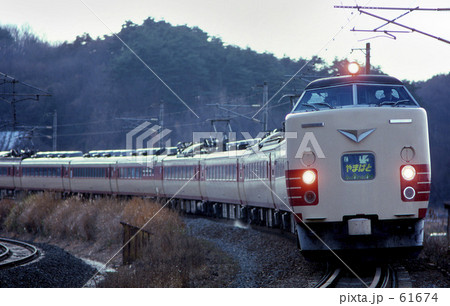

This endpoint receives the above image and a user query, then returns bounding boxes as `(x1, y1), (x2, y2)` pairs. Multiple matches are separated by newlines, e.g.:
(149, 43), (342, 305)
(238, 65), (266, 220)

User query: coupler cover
(348, 218), (372, 235)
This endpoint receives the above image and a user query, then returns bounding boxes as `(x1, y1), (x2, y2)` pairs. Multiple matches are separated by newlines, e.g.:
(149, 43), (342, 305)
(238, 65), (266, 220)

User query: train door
(110, 161), (119, 194)
(197, 160), (205, 200)
(13, 164), (21, 190)
(268, 153), (277, 208)
(62, 164), (71, 192)
(237, 159), (247, 205)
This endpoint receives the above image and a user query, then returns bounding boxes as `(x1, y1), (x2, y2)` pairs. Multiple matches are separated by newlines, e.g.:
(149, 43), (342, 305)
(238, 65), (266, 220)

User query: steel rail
(0, 238), (39, 269)
(0, 243), (10, 260)
(314, 267), (342, 288)
(369, 266), (383, 288)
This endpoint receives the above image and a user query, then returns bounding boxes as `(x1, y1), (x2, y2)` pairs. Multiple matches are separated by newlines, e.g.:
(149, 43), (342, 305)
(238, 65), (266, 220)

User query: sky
(0, 0), (449, 82)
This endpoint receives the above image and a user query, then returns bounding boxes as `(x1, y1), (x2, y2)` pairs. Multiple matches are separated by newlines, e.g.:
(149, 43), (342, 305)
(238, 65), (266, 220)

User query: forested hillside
(409, 74), (450, 205)
(0, 18), (448, 205)
(0, 19), (324, 150)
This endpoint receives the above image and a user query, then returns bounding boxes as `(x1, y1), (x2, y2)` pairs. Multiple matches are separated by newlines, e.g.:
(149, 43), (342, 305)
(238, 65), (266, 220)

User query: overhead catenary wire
(335, 5), (450, 44)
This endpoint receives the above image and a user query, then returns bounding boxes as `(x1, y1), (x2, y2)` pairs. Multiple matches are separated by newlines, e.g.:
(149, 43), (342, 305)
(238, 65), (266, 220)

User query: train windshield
(356, 84), (417, 107)
(293, 83), (418, 112)
(293, 85), (353, 112)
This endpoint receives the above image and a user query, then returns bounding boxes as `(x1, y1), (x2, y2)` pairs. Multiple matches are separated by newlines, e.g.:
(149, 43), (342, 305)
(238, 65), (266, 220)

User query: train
(0, 70), (431, 260)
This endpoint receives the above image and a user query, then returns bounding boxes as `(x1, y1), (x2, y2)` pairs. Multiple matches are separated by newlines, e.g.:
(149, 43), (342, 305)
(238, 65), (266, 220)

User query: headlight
(302, 170), (316, 184)
(401, 165), (416, 181)
(348, 62), (360, 75)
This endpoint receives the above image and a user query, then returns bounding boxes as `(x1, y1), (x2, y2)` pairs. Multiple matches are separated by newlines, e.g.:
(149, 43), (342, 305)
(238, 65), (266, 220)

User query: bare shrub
(121, 197), (183, 234)
(90, 197), (124, 245)
(100, 228), (212, 287)
(1, 194), (238, 287)
(17, 192), (60, 234)
(0, 199), (15, 230)
(3, 200), (25, 233)
(44, 196), (124, 242)
(2, 192), (60, 234)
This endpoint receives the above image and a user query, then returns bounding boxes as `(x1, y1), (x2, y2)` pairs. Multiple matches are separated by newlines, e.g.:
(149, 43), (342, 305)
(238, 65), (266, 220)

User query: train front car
(285, 74), (430, 260)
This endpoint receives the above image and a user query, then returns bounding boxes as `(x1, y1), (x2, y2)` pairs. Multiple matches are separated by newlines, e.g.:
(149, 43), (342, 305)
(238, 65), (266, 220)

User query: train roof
(305, 75), (404, 90)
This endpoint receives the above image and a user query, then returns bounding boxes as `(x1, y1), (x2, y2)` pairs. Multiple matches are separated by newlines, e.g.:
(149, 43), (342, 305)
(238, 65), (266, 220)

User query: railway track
(0, 238), (40, 269)
(314, 264), (397, 288)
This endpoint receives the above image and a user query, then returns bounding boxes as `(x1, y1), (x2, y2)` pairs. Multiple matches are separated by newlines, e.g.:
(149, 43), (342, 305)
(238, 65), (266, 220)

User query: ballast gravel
(0, 242), (97, 288)
(183, 216), (322, 288)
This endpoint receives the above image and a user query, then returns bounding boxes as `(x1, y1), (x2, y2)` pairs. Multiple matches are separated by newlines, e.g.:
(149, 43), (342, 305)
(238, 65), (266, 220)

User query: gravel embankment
(184, 216), (450, 288)
(0, 242), (97, 288)
(183, 216), (323, 288)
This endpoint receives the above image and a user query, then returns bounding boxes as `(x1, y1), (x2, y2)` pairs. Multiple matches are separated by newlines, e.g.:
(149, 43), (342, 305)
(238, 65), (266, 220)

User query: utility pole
(12, 79), (17, 130)
(0, 72), (51, 131)
(351, 44), (371, 74)
(262, 82), (268, 132)
(159, 100), (164, 148)
(365, 43), (371, 74)
(52, 110), (57, 151)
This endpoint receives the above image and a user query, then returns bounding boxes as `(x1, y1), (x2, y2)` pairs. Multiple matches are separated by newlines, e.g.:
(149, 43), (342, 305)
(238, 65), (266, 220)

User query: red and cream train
(0, 74), (431, 259)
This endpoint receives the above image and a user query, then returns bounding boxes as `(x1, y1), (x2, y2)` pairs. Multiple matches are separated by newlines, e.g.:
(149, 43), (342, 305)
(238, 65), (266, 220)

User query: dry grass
(2, 193), (124, 243)
(0, 193), (238, 287)
(101, 197), (238, 287)
(0, 198), (15, 230)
